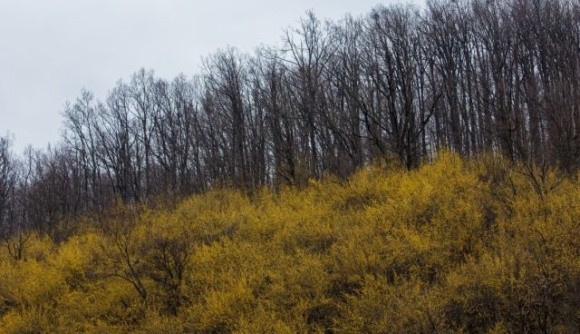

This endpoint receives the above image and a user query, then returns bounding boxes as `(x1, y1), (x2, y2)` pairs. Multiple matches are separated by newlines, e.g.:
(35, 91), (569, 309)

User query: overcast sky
(0, 0), (420, 153)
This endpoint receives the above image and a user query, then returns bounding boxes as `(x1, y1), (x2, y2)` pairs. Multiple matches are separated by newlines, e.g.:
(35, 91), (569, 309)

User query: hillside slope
(0, 153), (578, 333)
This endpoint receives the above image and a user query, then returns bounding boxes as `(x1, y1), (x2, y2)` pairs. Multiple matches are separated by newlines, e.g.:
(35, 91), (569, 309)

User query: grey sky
(0, 0), (418, 153)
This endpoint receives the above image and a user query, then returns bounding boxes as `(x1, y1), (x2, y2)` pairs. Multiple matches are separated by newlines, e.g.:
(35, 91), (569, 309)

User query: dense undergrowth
(0, 152), (578, 333)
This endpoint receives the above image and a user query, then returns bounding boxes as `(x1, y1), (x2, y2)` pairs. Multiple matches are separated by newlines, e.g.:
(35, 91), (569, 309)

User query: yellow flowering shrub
(0, 152), (578, 332)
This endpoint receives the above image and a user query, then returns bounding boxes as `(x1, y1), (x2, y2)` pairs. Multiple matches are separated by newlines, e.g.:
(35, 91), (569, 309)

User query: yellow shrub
(1, 152), (578, 332)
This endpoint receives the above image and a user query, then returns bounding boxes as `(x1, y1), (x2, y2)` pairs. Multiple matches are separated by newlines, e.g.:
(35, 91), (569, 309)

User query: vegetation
(0, 152), (577, 333)
(0, 0), (578, 331)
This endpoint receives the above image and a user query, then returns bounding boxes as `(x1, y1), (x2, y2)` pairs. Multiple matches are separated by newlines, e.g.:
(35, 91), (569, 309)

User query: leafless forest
(1, 0), (579, 238)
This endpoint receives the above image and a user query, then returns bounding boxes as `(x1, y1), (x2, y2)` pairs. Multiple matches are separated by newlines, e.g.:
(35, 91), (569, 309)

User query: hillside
(0, 152), (578, 333)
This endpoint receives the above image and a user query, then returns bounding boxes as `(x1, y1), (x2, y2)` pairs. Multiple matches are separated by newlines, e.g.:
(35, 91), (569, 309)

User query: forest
(0, 0), (579, 332)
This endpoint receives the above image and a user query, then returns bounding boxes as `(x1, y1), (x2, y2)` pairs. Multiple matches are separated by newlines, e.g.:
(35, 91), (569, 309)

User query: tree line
(1, 0), (579, 238)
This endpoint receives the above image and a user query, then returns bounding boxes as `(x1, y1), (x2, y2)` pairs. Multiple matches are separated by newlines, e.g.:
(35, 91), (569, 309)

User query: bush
(0, 153), (578, 332)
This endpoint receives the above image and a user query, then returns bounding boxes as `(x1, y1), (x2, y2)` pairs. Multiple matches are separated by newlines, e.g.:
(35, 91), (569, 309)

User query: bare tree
(282, 11), (334, 178)
(203, 48), (251, 188)
(0, 135), (17, 236)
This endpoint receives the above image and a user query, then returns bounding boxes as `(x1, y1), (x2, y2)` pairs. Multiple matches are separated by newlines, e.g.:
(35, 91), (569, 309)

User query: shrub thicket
(0, 152), (578, 333)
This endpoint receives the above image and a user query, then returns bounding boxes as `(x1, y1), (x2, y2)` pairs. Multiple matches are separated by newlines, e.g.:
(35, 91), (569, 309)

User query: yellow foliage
(0, 152), (578, 332)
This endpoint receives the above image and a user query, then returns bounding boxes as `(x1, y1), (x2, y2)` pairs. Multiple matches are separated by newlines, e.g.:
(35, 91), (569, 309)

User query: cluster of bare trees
(1, 0), (579, 236)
